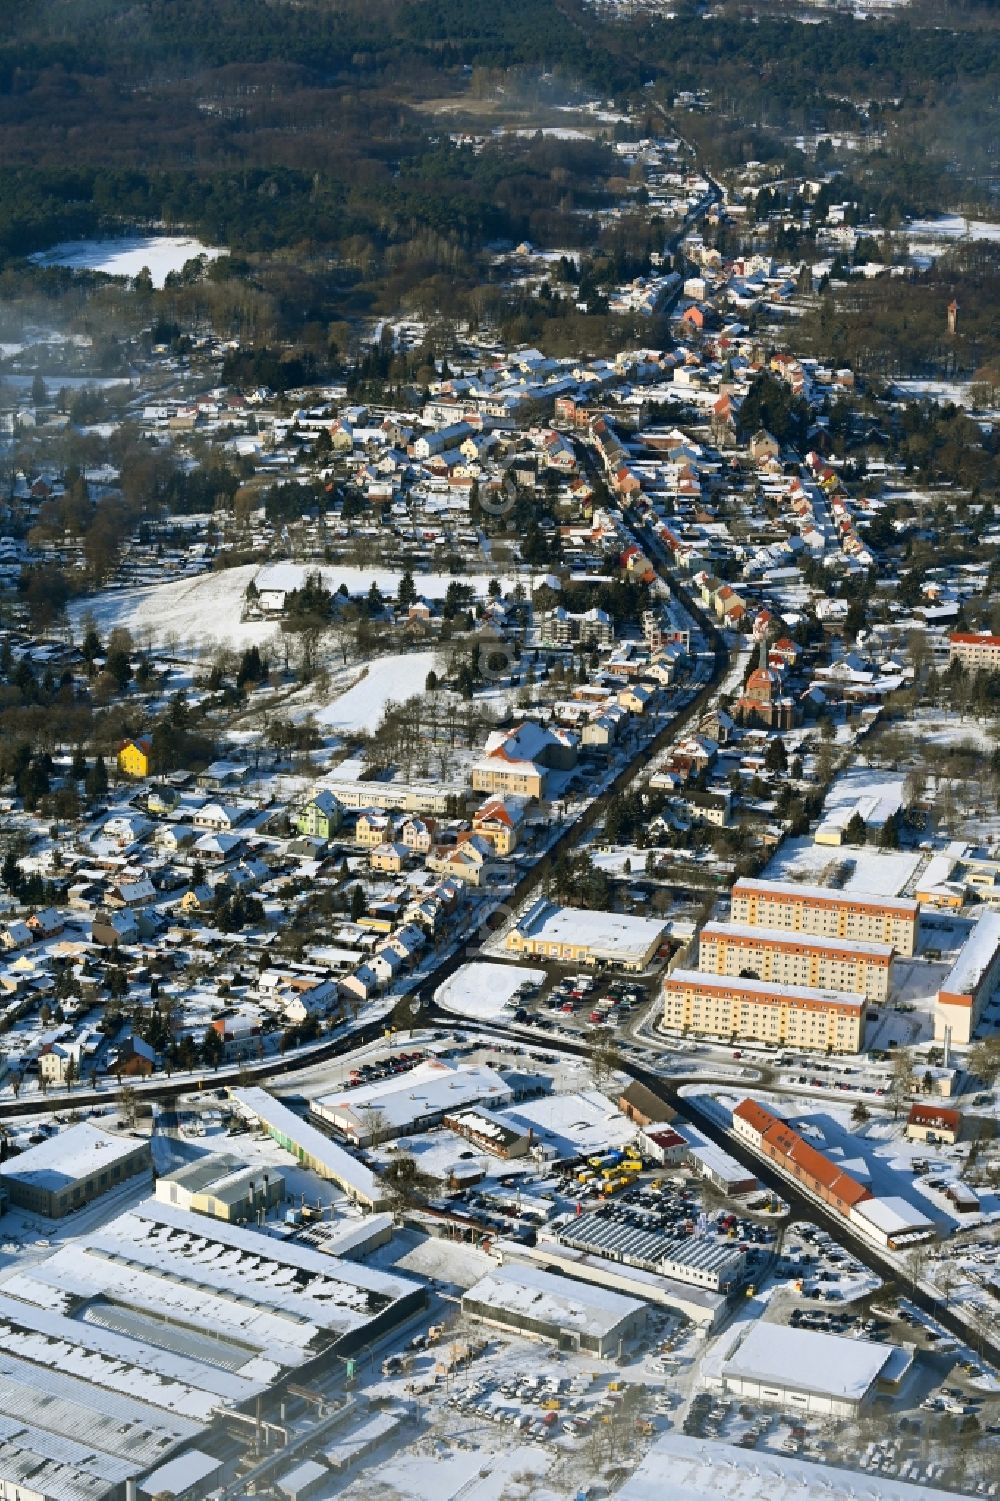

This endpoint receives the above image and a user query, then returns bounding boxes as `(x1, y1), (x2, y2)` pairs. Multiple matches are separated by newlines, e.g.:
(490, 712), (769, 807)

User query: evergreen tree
(85, 755), (108, 799)
(397, 569), (417, 609)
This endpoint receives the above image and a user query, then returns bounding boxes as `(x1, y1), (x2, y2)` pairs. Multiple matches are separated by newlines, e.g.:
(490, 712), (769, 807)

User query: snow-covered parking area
(436, 961), (547, 1022)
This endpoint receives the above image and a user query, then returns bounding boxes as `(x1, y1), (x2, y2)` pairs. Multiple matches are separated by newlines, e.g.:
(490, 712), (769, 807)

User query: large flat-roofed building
(0, 1376), (200, 1501)
(506, 898), (667, 971)
(558, 1212), (746, 1292)
(0, 1122), (151, 1218)
(934, 910), (1000, 1044)
(709, 1321), (911, 1417)
(730, 878), (919, 956)
(313, 1061), (513, 1146)
(698, 920), (893, 1002)
(461, 1261), (646, 1357)
(497, 1239), (728, 1332)
(949, 632), (1000, 673)
(155, 1153), (285, 1223)
(231, 1087), (388, 1209)
(662, 970), (866, 1053)
(0, 1198), (424, 1400)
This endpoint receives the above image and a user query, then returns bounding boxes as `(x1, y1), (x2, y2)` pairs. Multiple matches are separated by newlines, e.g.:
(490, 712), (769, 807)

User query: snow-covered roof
(618, 1433), (965, 1501)
(232, 1087), (386, 1205)
(138, 1449), (223, 1498)
(700, 920), (893, 960)
(513, 900), (667, 963)
(720, 1321), (895, 1402)
(0, 1122), (145, 1192)
(852, 1196), (936, 1237)
(940, 910), (1000, 998)
(316, 1060), (512, 1136)
(464, 1261), (643, 1339)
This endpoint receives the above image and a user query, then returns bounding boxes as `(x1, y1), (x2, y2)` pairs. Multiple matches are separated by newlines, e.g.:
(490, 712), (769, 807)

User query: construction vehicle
(541, 1398), (561, 1411)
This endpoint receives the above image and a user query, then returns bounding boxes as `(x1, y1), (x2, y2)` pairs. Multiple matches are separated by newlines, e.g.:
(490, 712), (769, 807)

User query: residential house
(370, 841), (408, 874)
(355, 811), (396, 849)
(400, 818), (436, 854)
(294, 790), (343, 840)
(118, 737), (152, 778)
(472, 721), (578, 800)
(193, 801), (242, 833)
(472, 797), (524, 856)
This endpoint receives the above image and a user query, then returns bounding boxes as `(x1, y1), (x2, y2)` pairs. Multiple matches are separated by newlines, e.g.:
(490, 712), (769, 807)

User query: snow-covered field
(69, 561), (517, 656)
(891, 379), (974, 407)
(254, 561), (511, 601)
(68, 565), (274, 652)
(905, 215), (1000, 243)
(313, 651), (442, 731)
(436, 961), (547, 1022)
(761, 836), (920, 897)
(28, 235), (223, 286)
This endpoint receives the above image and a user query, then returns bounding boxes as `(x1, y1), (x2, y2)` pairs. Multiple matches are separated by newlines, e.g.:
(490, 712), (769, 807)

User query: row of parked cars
(344, 1050), (425, 1089)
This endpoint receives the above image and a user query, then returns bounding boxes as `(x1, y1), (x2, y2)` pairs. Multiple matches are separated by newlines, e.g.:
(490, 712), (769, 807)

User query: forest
(0, 0), (996, 273)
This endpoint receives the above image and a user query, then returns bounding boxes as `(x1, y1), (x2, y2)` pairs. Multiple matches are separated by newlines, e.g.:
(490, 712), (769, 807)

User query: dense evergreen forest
(0, 0), (996, 265)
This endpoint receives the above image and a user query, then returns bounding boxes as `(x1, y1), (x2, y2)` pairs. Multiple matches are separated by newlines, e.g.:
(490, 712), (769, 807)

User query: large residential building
(506, 899), (667, 971)
(698, 920), (893, 1002)
(949, 632), (1000, 673)
(730, 878), (919, 956)
(471, 721), (578, 800)
(934, 909), (1000, 1044)
(662, 970), (866, 1053)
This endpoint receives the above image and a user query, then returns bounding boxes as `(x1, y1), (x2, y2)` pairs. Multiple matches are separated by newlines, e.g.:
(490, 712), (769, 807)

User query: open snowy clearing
(761, 836), (921, 897)
(68, 565), (275, 653)
(253, 560), (512, 601)
(28, 235), (223, 286)
(436, 961), (546, 1022)
(891, 378), (974, 407)
(905, 215), (1000, 243)
(313, 651), (442, 731)
(69, 562), (517, 655)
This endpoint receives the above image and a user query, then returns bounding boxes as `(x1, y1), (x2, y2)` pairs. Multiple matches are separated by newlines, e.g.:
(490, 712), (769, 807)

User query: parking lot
(505, 970), (654, 1042)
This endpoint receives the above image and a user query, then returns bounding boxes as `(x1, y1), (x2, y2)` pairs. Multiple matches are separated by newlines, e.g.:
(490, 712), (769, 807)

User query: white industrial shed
(708, 1322), (912, 1417)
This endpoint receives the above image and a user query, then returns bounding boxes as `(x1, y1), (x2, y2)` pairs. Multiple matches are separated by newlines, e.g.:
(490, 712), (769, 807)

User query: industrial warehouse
(461, 1261), (647, 1357)
(707, 1321), (913, 1417)
(0, 1198), (425, 1500)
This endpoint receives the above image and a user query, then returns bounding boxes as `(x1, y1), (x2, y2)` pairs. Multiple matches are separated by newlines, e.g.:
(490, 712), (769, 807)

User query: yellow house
(472, 797), (521, 856)
(118, 737), (152, 778)
(370, 841), (407, 873)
